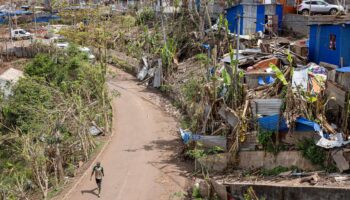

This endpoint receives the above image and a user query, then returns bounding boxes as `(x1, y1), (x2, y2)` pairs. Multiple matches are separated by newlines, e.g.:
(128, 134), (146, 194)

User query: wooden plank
(326, 81), (347, 107)
(251, 99), (282, 116)
(327, 69), (336, 82)
(336, 73), (350, 90)
(319, 61), (338, 70)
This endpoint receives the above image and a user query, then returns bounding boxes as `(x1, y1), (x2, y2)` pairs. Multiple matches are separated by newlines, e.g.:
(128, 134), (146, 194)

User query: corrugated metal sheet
(276, 4), (283, 32)
(336, 73), (350, 90)
(243, 5), (257, 35)
(218, 106), (239, 127)
(264, 4), (276, 15)
(226, 5), (244, 34)
(227, 4), (283, 35)
(309, 24), (350, 67)
(256, 5), (265, 32)
(326, 81), (347, 107)
(251, 99), (282, 116)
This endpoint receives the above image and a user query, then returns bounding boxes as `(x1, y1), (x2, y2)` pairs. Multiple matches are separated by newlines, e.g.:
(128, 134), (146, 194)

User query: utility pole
(33, 0), (38, 42)
(236, 15), (240, 67)
(9, 0), (13, 41)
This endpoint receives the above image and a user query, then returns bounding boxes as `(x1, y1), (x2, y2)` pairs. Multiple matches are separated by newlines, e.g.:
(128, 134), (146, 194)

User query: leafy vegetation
(192, 185), (203, 200)
(136, 7), (156, 25)
(260, 166), (293, 176)
(297, 138), (326, 167)
(182, 78), (204, 103)
(244, 187), (266, 200)
(257, 130), (285, 154)
(0, 46), (110, 199)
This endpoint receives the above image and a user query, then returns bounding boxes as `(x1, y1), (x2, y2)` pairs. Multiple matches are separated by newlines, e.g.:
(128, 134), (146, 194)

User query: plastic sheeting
(179, 129), (227, 150)
(336, 67), (350, 73)
(292, 67), (308, 90)
(317, 132), (350, 149)
(258, 76), (275, 86)
(258, 114), (288, 132)
(295, 117), (321, 132)
(180, 128), (192, 144)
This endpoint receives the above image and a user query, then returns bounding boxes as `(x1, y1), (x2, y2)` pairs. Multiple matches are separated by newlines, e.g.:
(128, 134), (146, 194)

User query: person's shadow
(81, 187), (99, 197)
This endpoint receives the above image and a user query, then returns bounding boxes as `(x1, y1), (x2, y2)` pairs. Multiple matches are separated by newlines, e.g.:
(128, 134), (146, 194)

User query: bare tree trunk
(55, 130), (65, 181)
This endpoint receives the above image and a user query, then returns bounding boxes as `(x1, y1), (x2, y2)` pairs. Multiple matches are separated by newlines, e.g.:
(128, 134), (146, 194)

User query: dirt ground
(59, 67), (191, 200)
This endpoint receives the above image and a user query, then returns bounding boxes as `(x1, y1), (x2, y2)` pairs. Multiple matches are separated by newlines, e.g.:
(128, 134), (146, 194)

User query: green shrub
(297, 138), (326, 166)
(136, 7), (155, 25)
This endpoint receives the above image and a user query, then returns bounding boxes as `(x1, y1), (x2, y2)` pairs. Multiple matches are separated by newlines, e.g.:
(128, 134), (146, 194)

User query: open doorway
(264, 15), (279, 36)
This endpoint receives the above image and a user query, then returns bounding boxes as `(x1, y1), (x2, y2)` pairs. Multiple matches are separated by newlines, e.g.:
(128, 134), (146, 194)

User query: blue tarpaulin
(336, 67), (350, 73)
(180, 128), (192, 144)
(258, 114), (288, 132)
(258, 115), (321, 133)
(34, 15), (60, 23)
(180, 128), (211, 143)
(295, 117), (321, 132)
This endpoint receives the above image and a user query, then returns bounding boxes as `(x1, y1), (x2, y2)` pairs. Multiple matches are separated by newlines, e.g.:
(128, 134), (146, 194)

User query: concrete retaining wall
(229, 183), (350, 200)
(197, 153), (230, 172)
(238, 151), (317, 171)
(282, 14), (309, 36)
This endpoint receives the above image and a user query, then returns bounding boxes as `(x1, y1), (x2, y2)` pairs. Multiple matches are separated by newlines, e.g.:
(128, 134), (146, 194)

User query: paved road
(67, 68), (190, 200)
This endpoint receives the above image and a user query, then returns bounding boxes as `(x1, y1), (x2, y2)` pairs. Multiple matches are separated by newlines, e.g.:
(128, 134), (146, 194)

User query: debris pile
(135, 31), (350, 175)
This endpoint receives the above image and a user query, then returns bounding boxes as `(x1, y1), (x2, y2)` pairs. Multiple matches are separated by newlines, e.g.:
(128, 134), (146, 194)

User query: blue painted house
(309, 21), (350, 67)
(226, 3), (283, 35)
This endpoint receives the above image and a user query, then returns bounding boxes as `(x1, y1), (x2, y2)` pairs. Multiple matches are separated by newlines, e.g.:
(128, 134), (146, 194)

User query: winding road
(65, 68), (190, 200)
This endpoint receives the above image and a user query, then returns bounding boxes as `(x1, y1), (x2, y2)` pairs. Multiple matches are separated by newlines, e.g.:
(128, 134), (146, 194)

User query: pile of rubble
(136, 32), (350, 174)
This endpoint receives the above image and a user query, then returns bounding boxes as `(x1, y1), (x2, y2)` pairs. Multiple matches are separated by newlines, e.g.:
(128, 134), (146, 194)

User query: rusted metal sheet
(326, 81), (347, 107)
(251, 98), (282, 116)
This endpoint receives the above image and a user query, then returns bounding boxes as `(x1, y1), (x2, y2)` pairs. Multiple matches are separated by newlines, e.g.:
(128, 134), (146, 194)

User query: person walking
(90, 162), (104, 198)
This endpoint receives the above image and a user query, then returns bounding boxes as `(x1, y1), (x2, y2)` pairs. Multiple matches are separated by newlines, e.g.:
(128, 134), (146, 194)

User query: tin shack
(226, 3), (283, 35)
(309, 16), (350, 67)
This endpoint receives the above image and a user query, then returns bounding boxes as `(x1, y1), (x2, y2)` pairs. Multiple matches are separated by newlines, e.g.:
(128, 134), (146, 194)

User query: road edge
(61, 97), (117, 200)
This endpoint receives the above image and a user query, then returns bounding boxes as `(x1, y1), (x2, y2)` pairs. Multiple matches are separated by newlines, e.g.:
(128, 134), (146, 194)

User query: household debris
(130, 13), (350, 195)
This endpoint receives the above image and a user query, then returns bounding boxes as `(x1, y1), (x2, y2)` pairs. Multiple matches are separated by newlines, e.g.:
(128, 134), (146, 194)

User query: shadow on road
(81, 187), (99, 197)
(123, 137), (192, 180)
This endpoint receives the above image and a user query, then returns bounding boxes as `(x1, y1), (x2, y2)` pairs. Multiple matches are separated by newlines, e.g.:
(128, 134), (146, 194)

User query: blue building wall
(226, 5), (243, 34)
(256, 5), (265, 32)
(276, 5), (283, 32)
(309, 24), (350, 67)
(226, 4), (283, 35)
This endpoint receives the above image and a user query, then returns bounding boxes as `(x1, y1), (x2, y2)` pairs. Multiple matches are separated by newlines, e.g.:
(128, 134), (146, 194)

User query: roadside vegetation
(0, 45), (111, 199)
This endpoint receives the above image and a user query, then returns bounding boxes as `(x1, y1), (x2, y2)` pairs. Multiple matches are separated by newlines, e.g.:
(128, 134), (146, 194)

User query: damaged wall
(282, 14), (309, 36)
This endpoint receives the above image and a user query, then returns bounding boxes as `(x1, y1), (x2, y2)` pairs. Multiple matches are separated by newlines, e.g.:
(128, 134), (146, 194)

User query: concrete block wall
(238, 151), (317, 171)
(282, 14), (309, 36)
